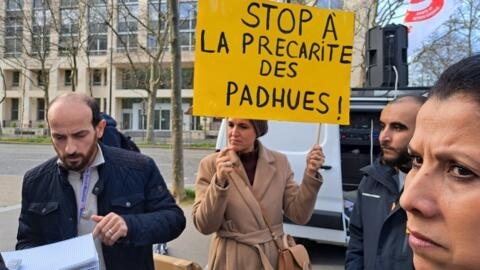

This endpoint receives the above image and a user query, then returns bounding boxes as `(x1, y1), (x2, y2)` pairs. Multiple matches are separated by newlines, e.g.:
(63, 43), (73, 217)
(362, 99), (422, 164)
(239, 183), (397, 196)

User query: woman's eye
(410, 155), (423, 169)
(449, 165), (475, 179)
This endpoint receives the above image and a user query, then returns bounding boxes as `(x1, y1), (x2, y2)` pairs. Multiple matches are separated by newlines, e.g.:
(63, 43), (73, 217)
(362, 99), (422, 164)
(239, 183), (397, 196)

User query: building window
(11, 98), (19, 121)
(117, 0), (139, 52)
(91, 69), (102, 86)
(316, 0), (343, 9)
(121, 69), (147, 89)
(154, 110), (160, 129)
(178, 1), (197, 51)
(94, 98), (102, 111)
(159, 68), (171, 89)
(160, 109), (170, 130)
(4, 9), (23, 57)
(64, 70), (73, 86)
(147, 0), (167, 51)
(191, 115), (201, 130)
(37, 98), (45, 120)
(122, 112), (131, 129)
(7, 0), (22, 10)
(182, 68), (194, 89)
(147, 1), (197, 52)
(138, 109), (146, 129)
(59, 1), (79, 55)
(32, 0), (51, 56)
(36, 70), (48, 86)
(88, 1), (108, 55)
(12, 71), (20, 87)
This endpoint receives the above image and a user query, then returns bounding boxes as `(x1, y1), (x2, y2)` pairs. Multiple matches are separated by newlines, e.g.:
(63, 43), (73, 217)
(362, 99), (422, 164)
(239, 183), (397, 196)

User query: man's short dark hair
(390, 95), (427, 106)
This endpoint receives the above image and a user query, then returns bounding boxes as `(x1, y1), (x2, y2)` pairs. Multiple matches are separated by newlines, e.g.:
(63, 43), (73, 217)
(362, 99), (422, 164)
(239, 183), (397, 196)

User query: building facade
(0, 0), (222, 138)
(0, 0), (359, 138)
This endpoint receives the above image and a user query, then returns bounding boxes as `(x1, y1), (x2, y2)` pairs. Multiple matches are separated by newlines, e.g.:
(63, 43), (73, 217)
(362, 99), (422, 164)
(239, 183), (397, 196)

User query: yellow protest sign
(193, 0), (354, 124)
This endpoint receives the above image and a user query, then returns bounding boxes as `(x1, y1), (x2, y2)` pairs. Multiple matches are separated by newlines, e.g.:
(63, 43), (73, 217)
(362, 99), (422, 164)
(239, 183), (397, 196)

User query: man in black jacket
(16, 92), (186, 270)
(345, 95), (426, 270)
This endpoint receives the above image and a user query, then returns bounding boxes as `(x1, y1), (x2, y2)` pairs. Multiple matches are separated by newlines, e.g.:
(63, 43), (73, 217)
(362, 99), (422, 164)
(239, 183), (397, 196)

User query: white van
(215, 88), (428, 246)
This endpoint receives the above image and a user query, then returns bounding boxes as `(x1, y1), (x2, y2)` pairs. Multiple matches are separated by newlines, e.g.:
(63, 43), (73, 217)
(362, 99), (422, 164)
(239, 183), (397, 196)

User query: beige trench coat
(192, 142), (323, 270)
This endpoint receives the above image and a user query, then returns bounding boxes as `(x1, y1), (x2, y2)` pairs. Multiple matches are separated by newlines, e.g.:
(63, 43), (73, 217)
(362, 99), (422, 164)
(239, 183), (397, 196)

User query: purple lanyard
(78, 167), (92, 222)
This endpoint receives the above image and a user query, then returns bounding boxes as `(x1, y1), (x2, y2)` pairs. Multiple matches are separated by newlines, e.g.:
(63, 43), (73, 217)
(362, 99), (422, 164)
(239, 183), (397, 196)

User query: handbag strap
(255, 199), (283, 251)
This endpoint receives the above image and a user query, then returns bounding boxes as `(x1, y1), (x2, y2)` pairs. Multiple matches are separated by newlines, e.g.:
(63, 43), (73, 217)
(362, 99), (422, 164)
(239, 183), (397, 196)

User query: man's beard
(60, 141), (98, 171)
(382, 148), (411, 171)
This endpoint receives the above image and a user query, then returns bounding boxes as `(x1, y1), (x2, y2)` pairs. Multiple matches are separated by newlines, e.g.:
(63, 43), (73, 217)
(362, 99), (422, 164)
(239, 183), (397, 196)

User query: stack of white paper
(1, 234), (99, 270)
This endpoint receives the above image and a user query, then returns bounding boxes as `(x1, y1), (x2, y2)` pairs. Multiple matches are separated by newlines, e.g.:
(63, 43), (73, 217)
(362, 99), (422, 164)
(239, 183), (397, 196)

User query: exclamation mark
(337, 96), (342, 120)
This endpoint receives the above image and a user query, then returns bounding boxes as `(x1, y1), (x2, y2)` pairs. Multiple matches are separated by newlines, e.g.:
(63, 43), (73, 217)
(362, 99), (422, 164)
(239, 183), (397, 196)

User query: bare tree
(47, 1), (91, 93)
(0, 67), (6, 135)
(278, 1), (405, 87)
(0, 0), (55, 127)
(409, 0), (480, 86)
(0, 68), (6, 104)
(1, 0), (103, 125)
(95, 0), (193, 199)
(97, 0), (170, 144)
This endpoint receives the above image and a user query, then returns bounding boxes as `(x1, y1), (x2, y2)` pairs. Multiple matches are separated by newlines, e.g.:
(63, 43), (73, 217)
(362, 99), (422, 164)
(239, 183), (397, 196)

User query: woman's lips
(229, 140), (241, 145)
(408, 229), (442, 249)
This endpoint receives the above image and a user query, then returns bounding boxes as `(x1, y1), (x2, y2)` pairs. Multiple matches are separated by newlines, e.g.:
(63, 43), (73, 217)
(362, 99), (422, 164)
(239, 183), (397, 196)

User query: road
(0, 143), (346, 269)
(0, 143), (209, 187)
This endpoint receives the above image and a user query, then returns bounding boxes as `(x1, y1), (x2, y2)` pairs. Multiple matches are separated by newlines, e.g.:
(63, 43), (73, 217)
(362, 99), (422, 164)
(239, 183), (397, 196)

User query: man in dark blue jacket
(16, 92), (186, 270)
(345, 95), (426, 270)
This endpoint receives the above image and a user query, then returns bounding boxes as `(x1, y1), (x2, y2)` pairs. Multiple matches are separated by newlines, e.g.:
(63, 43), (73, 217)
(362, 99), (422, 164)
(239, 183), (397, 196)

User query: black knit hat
(250, 120), (268, 138)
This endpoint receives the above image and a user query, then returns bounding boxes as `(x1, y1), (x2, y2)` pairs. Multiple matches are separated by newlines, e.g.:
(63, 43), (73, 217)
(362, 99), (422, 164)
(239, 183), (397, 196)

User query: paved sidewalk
(0, 175), (22, 252)
(0, 205), (20, 252)
(0, 175), (22, 208)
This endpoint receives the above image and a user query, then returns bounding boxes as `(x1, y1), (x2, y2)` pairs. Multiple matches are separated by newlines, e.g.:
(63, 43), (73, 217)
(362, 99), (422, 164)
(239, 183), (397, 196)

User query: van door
(262, 122), (348, 246)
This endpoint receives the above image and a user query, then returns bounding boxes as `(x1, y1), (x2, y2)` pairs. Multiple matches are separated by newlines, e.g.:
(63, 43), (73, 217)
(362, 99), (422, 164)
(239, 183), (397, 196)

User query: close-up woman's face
(227, 118), (257, 154)
(400, 94), (480, 270)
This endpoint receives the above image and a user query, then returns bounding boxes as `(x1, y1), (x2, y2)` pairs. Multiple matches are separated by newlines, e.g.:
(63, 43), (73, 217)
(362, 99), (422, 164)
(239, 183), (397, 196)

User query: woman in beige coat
(192, 118), (325, 270)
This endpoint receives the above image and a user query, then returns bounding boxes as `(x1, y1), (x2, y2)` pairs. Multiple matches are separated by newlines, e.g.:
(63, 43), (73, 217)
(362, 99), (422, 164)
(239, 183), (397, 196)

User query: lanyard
(78, 167), (92, 222)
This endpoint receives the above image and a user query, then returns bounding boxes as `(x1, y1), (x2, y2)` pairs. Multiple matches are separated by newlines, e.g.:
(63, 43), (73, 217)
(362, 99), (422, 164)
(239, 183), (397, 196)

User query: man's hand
(91, 213), (128, 246)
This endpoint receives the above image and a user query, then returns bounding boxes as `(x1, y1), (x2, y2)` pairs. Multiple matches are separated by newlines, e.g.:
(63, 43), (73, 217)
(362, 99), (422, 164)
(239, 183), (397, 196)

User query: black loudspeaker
(366, 24), (408, 88)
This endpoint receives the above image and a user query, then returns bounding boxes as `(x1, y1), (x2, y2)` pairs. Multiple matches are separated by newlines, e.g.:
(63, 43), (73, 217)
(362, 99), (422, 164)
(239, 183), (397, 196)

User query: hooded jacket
(99, 112), (122, 147)
(345, 156), (413, 270)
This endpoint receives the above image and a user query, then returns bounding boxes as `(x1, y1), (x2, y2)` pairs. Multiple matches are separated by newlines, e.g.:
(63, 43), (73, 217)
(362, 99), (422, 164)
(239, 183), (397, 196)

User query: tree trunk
(145, 63), (158, 144)
(169, 0), (185, 202)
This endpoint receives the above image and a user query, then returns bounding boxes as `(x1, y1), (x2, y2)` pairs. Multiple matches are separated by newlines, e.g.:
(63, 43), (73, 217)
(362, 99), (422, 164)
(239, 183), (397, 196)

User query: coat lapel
(251, 145), (276, 202)
(226, 145), (277, 226)
(227, 151), (264, 226)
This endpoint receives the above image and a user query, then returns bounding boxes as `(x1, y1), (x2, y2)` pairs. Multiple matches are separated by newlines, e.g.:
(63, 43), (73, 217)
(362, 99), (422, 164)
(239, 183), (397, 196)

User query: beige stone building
(1, 0), (367, 138)
(0, 0), (209, 138)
